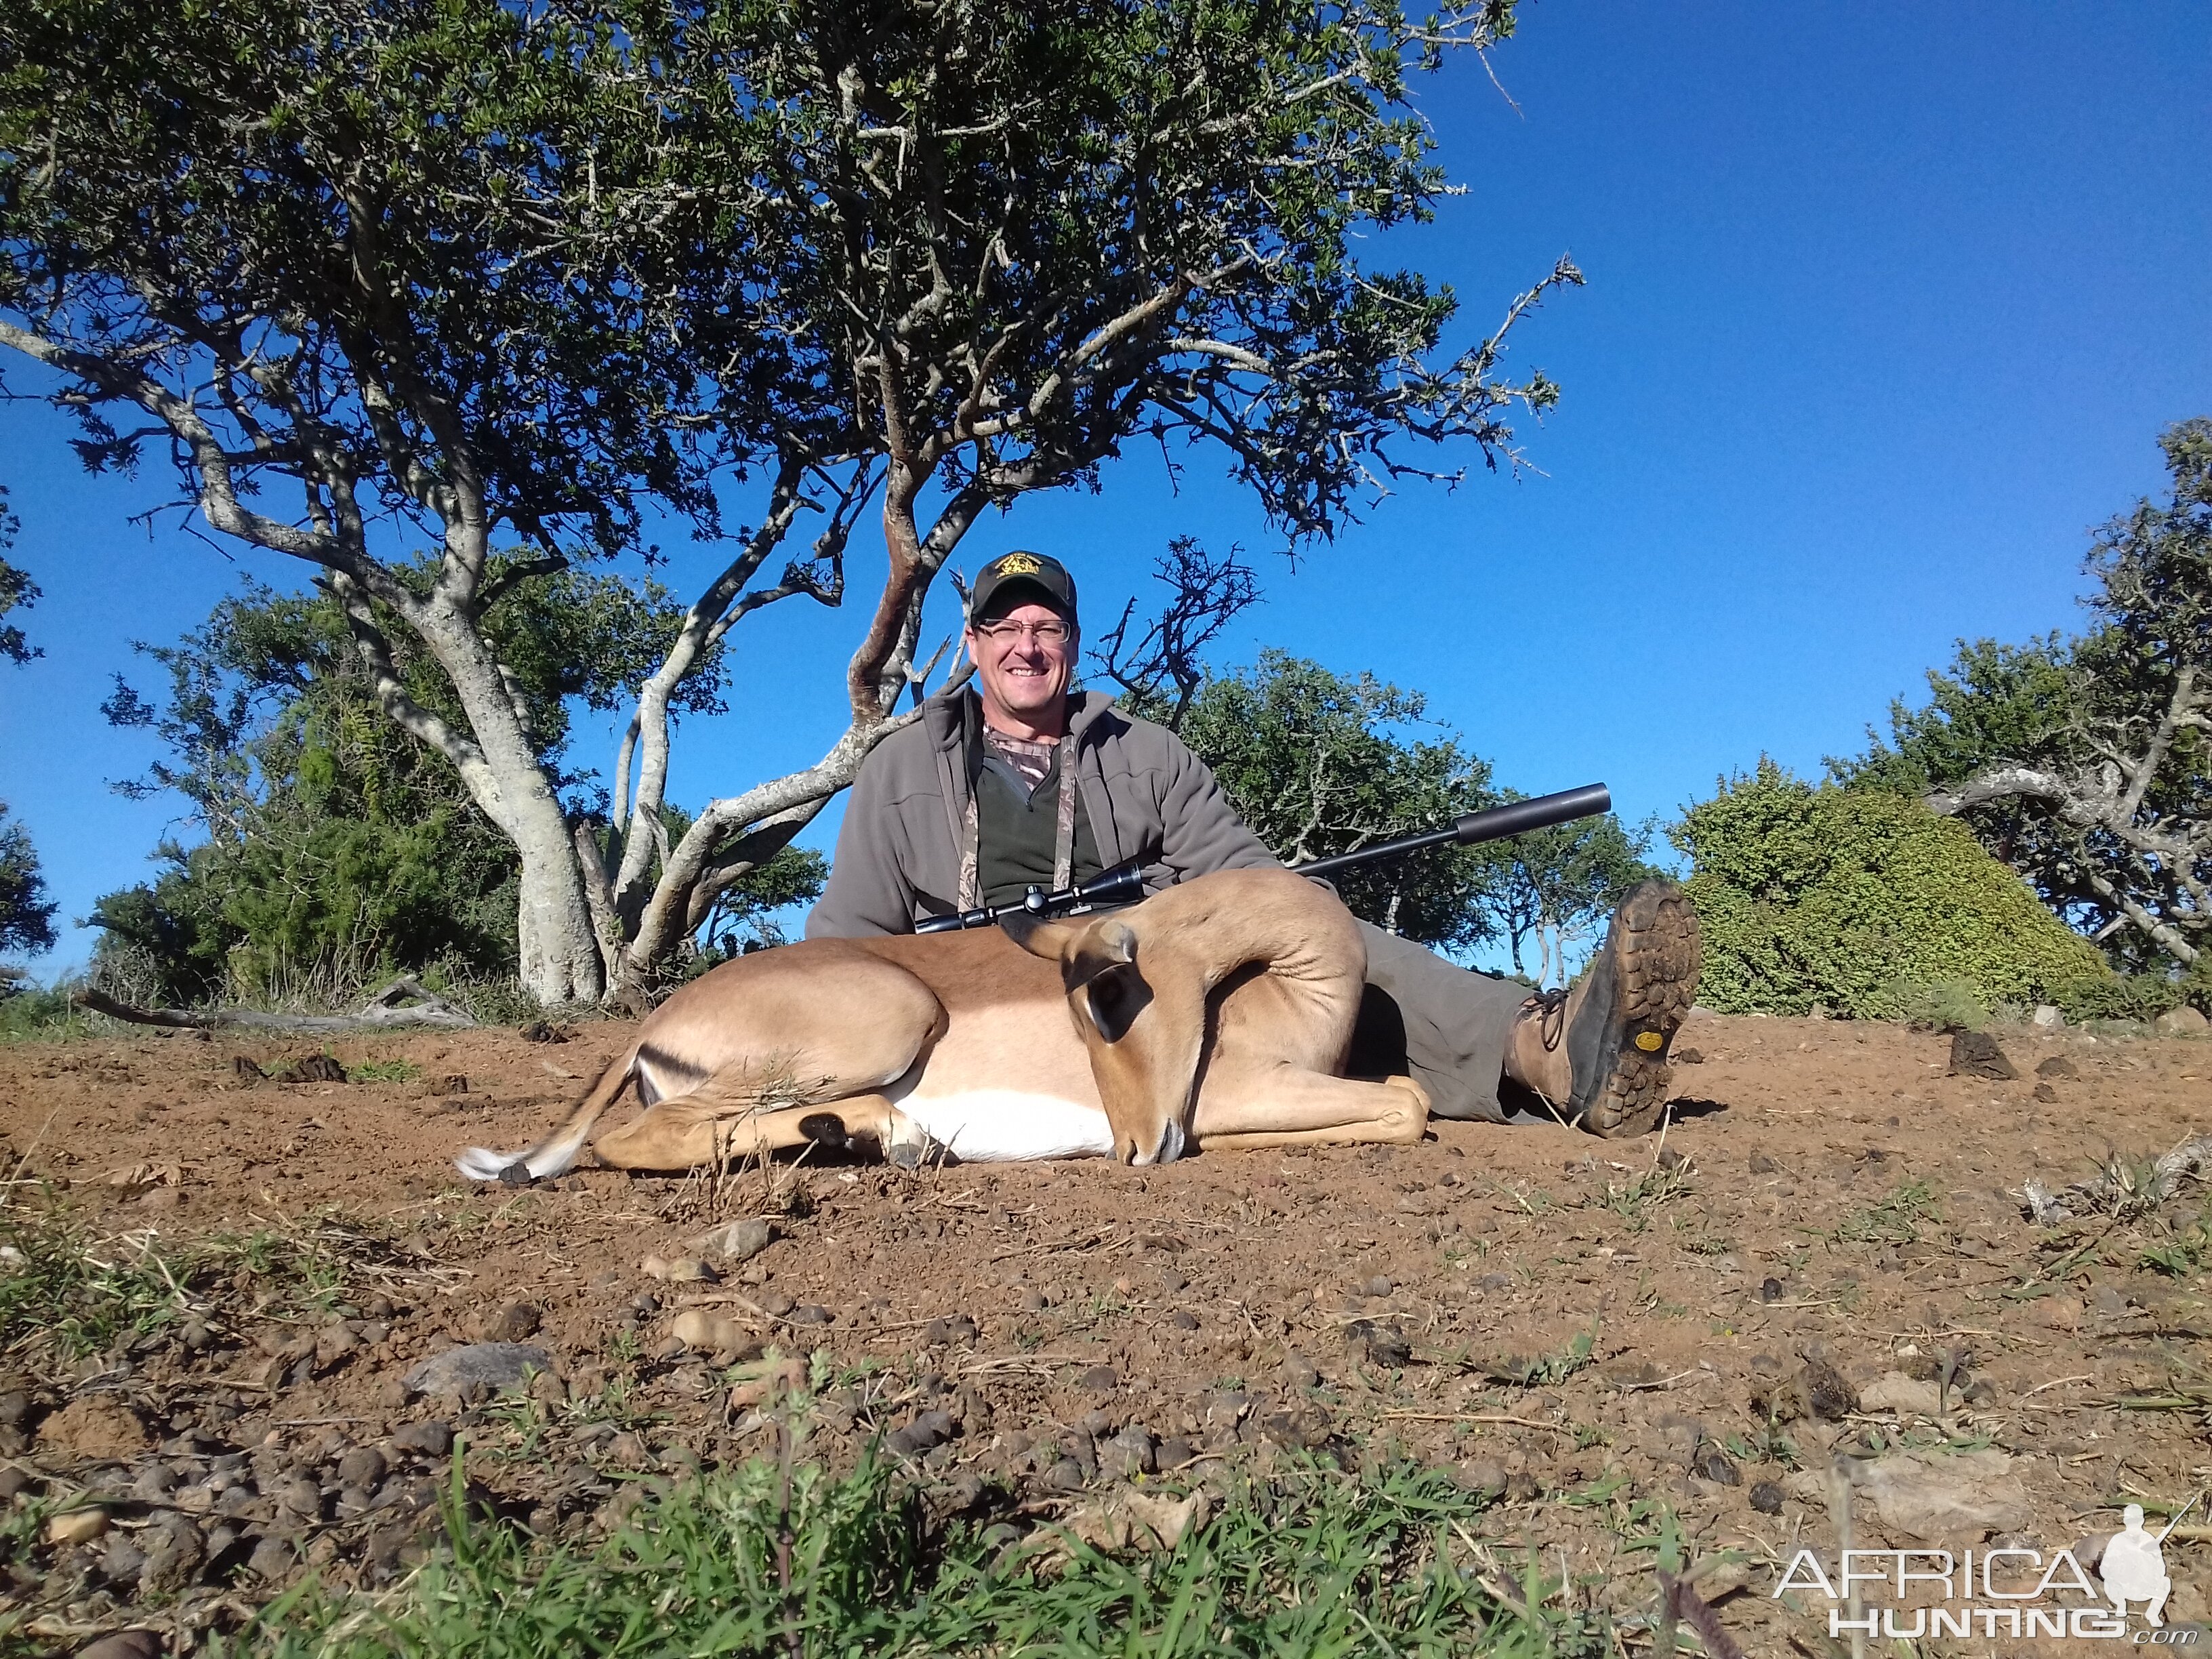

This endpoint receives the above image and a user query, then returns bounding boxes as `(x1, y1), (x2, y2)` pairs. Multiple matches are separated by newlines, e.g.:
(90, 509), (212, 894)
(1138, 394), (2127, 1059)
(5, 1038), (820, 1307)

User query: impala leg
(1191, 1069), (1429, 1154)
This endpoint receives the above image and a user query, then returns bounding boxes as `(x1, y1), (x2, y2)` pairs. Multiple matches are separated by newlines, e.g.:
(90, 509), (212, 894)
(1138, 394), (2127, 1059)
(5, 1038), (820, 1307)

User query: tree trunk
(408, 602), (607, 1006)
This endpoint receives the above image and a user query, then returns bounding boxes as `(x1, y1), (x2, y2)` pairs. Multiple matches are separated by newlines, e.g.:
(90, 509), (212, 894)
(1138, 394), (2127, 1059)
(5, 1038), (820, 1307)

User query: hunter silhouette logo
(2104, 1503), (2180, 1627)
(991, 553), (1044, 577)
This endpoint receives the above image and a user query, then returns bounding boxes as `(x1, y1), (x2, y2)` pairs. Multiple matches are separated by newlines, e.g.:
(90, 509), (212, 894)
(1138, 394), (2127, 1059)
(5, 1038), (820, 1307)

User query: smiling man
(808, 550), (1701, 1136)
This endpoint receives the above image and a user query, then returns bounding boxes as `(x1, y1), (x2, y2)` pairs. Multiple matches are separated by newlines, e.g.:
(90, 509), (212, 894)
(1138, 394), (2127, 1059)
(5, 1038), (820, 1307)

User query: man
(808, 550), (1702, 1136)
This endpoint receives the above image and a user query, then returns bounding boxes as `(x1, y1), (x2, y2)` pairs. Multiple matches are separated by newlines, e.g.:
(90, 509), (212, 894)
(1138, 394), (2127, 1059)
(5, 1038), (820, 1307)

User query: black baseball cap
(968, 550), (1078, 623)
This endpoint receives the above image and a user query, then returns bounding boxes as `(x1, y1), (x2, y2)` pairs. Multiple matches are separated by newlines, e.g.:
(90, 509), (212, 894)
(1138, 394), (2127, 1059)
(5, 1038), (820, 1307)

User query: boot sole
(1570, 883), (1702, 1139)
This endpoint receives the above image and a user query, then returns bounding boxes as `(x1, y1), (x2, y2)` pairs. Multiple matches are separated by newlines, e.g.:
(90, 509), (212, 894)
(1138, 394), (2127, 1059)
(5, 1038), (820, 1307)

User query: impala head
(1002, 909), (1197, 1165)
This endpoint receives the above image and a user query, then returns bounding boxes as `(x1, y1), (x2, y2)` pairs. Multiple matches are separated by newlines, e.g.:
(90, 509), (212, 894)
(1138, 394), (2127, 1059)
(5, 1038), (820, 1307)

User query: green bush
(1674, 761), (2114, 1019)
(2060, 972), (2186, 1025)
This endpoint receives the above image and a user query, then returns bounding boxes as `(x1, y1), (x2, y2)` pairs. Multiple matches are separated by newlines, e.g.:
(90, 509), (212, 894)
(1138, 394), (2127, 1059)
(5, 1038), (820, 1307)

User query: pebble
(336, 1446), (388, 1489)
(1079, 1366), (1120, 1395)
(73, 1633), (163, 1659)
(100, 1534), (148, 1584)
(1758, 1277), (1785, 1303)
(1018, 1288), (1048, 1313)
(476, 1302), (543, 1343)
(1457, 1458), (1507, 1496)
(687, 1218), (775, 1263)
(47, 1507), (109, 1544)
(1748, 1154), (1780, 1174)
(1361, 1274), (1394, 1298)
(1170, 1310), (1200, 1331)
(789, 1304), (834, 1326)
(1749, 1481), (1785, 1515)
(886, 1410), (957, 1457)
(1282, 1353), (1320, 1390)
(392, 1420), (453, 1458)
(1156, 1435), (1195, 1470)
(1080, 1408), (1116, 1438)
(403, 1343), (557, 1398)
(0, 1467), (30, 1502)
(1105, 1425), (1156, 1477)
(672, 1309), (752, 1355)
(1044, 1457), (1087, 1492)
(247, 1535), (296, 1578)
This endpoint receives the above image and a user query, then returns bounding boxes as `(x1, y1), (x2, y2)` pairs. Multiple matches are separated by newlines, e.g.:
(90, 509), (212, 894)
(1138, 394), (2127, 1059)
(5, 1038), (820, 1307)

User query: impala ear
(998, 912), (1079, 960)
(1068, 919), (1137, 985)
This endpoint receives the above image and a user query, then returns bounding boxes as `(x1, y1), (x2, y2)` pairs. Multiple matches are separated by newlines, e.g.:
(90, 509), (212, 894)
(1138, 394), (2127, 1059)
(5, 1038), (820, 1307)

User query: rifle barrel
(1286, 783), (1613, 882)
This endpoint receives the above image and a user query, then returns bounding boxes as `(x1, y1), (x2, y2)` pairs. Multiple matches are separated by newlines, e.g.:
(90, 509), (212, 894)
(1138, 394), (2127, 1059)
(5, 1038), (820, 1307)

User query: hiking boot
(1507, 882), (1702, 1137)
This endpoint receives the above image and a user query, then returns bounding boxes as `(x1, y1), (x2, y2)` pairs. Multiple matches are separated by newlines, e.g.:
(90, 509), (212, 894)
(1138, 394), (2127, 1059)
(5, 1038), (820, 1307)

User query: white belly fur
(892, 1084), (1113, 1162)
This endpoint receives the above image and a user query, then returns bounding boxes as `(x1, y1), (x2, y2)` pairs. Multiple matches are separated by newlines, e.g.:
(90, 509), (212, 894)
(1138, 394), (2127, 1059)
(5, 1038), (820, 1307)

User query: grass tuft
(220, 1450), (1600, 1658)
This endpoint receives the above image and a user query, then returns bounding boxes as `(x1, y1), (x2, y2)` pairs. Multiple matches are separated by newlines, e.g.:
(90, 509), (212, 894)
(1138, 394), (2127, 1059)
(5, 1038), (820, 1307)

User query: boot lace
(1526, 985), (1570, 1052)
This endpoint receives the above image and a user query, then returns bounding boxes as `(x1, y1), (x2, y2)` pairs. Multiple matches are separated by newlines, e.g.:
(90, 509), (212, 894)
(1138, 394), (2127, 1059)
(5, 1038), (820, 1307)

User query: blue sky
(2, 0), (2207, 971)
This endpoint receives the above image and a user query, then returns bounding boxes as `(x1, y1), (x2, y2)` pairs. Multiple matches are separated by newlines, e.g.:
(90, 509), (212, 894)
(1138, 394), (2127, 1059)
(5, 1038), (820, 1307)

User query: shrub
(1673, 760), (2114, 1019)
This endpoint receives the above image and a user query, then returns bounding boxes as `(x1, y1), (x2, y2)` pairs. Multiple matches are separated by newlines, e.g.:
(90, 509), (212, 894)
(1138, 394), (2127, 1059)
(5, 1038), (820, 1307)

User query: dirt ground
(3, 1009), (2211, 1651)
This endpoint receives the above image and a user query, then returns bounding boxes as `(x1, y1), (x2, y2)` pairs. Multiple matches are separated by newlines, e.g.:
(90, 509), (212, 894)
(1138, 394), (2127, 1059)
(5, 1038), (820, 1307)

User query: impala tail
(456, 1042), (642, 1183)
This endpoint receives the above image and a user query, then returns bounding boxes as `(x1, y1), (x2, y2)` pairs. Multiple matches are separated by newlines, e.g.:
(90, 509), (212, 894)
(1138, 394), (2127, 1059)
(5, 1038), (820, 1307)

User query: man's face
(965, 597), (1076, 732)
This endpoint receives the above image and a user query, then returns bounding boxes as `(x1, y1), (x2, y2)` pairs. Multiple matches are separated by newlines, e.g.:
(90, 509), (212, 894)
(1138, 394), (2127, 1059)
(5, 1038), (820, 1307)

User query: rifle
(912, 781), (1613, 935)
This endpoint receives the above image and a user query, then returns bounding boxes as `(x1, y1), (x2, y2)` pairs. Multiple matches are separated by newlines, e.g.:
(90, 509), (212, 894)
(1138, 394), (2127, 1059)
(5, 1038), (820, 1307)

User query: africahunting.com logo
(1775, 1511), (2199, 1643)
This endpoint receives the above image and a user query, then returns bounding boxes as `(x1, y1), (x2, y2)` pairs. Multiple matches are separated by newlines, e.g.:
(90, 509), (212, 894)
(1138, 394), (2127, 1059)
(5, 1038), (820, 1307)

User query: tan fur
(458, 868), (1427, 1179)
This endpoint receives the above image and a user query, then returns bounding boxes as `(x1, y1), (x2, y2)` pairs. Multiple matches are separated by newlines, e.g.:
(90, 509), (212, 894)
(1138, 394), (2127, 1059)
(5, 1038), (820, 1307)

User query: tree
(0, 0), (1575, 1004)
(1168, 651), (1498, 947)
(1485, 808), (1660, 987)
(89, 579), (816, 1003)
(1676, 760), (2111, 1019)
(0, 801), (56, 964)
(1093, 536), (1262, 735)
(1839, 420), (2210, 970)
(0, 485), (34, 666)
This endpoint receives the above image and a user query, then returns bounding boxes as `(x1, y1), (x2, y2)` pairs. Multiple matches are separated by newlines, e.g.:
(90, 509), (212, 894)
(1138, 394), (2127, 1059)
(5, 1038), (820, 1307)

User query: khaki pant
(1351, 922), (1528, 1122)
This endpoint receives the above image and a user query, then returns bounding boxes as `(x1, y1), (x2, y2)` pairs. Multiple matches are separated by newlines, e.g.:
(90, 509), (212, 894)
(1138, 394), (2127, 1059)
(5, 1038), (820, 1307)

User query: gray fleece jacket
(806, 687), (1279, 937)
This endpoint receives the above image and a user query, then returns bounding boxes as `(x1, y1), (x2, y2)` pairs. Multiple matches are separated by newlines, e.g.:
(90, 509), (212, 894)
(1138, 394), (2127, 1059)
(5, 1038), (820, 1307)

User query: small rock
(672, 1309), (753, 1357)
(1457, 1458), (1507, 1496)
(1044, 1457), (1087, 1492)
(1674, 1046), (1705, 1065)
(0, 1390), (27, 1427)
(1690, 1441), (1740, 1486)
(0, 1467), (30, 1502)
(1105, 1425), (1156, 1479)
(2036, 1054), (2079, 1078)
(1079, 1366), (1120, 1395)
(664, 1257), (719, 1285)
(246, 1534), (296, 1579)
(426, 1073), (470, 1097)
(1170, 1310), (1200, 1331)
(476, 1302), (543, 1343)
(47, 1507), (110, 1544)
(1849, 1448), (2030, 1540)
(1156, 1435), (1195, 1470)
(1282, 1353), (1319, 1390)
(1948, 1031), (2017, 1080)
(1748, 1153), (1779, 1175)
(138, 1517), (205, 1593)
(1019, 1288), (1048, 1313)
(887, 1410), (957, 1458)
(2030, 1005), (2064, 1029)
(1860, 1372), (1944, 1415)
(2156, 1006), (2209, 1037)
(392, 1420), (453, 1458)
(1345, 1319), (1411, 1368)
(73, 1633), (163, 1659)
(100, 1533), (149, 1584)
(687, 1218), (775, 1263)
(1758, 1277), (1785, 1303)
(2033, 1082), (2060, 1103)
(336, 1446), (388, 1489)
(272, 1477), (323, 1519)
(789, 1303), (834, 1326)
(1361, 1274), (1393, 1298)
(1080, 1408), (1116, 1438)
(403, 1343), (556, 1398)
(1749, 1481), (1785, 1515)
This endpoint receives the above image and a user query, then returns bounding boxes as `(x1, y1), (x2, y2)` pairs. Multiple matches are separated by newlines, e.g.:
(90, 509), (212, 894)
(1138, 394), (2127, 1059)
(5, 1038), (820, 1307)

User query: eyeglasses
(973, 619), (1071, 645)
